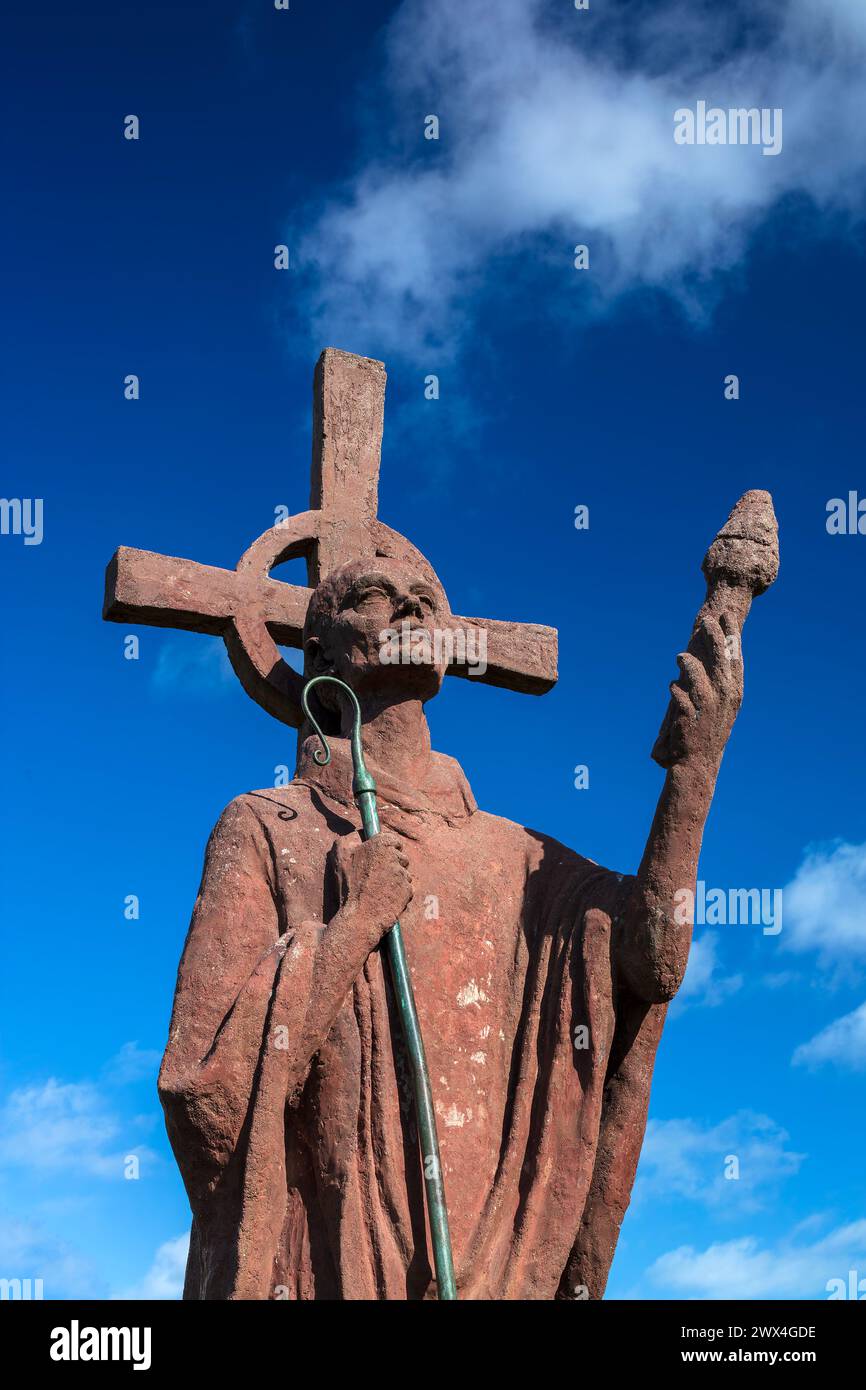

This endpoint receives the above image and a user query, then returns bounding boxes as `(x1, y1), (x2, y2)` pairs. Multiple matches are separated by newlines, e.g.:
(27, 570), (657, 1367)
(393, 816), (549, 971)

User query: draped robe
(158, 736), (668, 1300)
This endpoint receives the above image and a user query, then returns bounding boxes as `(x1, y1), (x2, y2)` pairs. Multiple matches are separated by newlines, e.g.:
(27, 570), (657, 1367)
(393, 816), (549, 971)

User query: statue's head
(303, 557), (450, 707)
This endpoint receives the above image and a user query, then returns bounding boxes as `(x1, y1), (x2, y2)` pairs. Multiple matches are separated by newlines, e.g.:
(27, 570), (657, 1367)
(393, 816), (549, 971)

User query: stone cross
(103, 349), (558, 726)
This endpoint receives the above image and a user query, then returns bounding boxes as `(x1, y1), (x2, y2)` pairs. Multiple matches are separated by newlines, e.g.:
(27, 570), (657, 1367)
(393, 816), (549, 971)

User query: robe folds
(158, 736), (668, 1300)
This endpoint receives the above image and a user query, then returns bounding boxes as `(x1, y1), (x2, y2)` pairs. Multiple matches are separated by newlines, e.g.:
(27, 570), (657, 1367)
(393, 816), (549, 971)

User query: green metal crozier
(301, 674), (457, 1301)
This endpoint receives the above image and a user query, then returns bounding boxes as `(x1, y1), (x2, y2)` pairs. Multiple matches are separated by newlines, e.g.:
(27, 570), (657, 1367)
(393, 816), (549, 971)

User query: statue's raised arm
(617, 490), (780, 1003)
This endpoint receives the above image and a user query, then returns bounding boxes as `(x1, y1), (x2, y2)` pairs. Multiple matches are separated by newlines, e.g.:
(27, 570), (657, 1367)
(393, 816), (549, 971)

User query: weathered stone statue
(103, 350), (778, 1300)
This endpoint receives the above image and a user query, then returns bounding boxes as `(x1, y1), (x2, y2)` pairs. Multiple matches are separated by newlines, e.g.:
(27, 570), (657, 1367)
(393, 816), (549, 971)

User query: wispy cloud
(102, 1042), (162, 1088)
(636, 1111), (805, 1213)
(151, 637), (234, 695)
(0, 1216), (100, 1299)
(0, 1051), (164, 1298)
(671, 931), (742, 1013)
(647, 1218), (866, 1299)
(115, 1233), (189, 1301)
(783, 840), (866, 966)
(793, 1000), (866, 1072)
(297, 0), (866, 359)
(0, 1078), (155, 1180)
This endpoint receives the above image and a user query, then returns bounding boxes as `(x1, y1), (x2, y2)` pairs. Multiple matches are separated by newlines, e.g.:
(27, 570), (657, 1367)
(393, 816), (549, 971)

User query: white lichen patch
(436, 1101), (472, 1128)
(470, 1051), (486, 1065)
(456, 979), (489, 1007)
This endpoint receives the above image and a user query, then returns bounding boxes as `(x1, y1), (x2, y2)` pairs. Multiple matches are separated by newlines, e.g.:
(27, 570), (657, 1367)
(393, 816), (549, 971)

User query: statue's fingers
(695, 614), (728, 676)
(717, 610), (743, 664)
(676, 652), (712, 709)
(668, 680), (695, 722)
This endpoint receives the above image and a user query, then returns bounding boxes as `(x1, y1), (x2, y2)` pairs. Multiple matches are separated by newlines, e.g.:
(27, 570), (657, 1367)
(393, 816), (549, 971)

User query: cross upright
(103, 348), (558, 726)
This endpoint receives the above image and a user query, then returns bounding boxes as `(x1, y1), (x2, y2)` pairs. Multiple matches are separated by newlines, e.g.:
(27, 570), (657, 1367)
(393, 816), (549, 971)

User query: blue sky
(2, 0), (866, 1300)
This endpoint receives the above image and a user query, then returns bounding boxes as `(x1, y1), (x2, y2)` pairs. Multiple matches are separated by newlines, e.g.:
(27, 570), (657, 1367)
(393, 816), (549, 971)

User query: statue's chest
(286, 809), (530, 1116)
(380, 820), (529, 1136)
(306, 815), (534, 1228)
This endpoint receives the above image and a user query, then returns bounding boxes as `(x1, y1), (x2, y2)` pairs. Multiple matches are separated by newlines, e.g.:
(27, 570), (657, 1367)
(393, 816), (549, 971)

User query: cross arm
(103, 545), (311, 646)
(446, 615), (557, 694)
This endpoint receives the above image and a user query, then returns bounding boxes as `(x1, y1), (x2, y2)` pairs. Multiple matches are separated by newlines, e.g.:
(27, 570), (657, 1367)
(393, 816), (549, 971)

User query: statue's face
(305, 557), (450, 701)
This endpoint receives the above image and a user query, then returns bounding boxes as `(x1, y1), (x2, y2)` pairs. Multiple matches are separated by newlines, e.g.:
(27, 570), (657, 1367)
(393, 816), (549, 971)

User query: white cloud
(0, 1216), (100, 1299)
(782, 841), (866, 965)
(762, 970), (799, 990)
(0, 1079), (154, 1180)
(637, 1111), (804, 1212)
(793, 1000), (866, 1072)
(671, 931), (742, 1013)
(648, 1218), (866, 1299)
(103, 1041), (162, 1087)
(299, 0), (866, 357)
(116, 1233), (189, 1301)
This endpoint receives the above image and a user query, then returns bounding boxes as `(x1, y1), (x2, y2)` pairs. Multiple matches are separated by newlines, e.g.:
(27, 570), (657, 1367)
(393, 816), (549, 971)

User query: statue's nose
(394, 592), (424, 621)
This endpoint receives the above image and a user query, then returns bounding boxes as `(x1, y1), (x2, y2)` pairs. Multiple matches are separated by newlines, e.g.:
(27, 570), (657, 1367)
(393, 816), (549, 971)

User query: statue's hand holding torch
(652, 489), (780, 770)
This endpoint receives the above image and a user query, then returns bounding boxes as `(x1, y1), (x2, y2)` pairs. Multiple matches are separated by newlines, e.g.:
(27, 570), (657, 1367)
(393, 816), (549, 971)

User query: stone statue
(103, 349), (778, 1300)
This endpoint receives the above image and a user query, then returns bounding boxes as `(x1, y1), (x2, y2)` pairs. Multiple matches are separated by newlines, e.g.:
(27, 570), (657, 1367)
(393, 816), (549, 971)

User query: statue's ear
(304, 635), (331, 675)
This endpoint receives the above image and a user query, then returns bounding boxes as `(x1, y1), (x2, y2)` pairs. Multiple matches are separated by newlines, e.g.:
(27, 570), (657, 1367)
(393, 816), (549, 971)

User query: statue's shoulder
(472, 809), (625, 885)
(467, 808), (566, 865)
(427, 749), (478, 817)
(216, 784), (321, 832)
